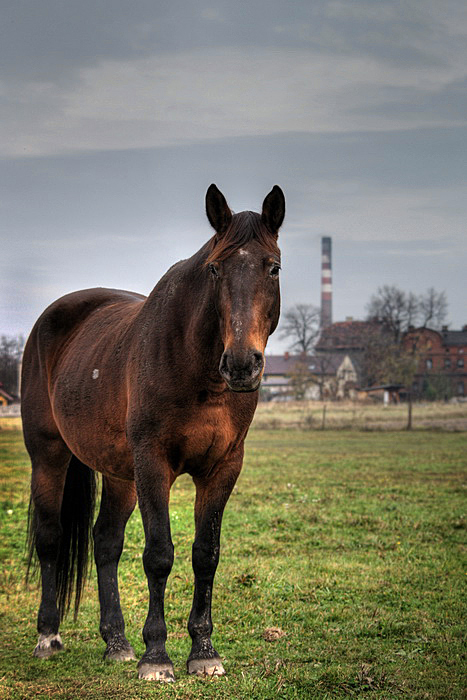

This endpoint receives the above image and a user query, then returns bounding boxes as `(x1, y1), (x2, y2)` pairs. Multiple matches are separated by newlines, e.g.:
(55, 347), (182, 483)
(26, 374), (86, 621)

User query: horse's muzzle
(219, 349), (264, 392)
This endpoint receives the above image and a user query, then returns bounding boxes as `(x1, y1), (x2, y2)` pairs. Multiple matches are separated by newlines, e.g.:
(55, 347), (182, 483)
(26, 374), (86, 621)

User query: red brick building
(403, 326), (467, 398)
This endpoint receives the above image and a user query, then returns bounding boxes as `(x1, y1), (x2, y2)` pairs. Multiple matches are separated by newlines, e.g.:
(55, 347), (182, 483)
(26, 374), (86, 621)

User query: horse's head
(205, 184), (285, 392)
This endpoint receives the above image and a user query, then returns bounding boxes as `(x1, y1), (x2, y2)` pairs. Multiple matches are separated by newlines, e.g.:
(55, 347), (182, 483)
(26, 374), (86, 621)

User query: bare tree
(308, 354), (339, 400)
(286, 353), (340, 401)
(362, 330), (420, 428)
(365, 285), (448, 428)
(384, 343), (420, 430)
(419, 288), (448, 329)
(405, 292), (420, 328)
(286, 359), (313, 400)
(366, 285), (448, 338)
(359, 324), (394, 387)
(366, 285), (411, 341)
(279, 303), (321, 354)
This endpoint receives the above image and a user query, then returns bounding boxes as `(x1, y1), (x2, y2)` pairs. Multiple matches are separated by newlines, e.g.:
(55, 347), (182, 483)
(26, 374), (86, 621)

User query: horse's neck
(140, 258), (223, 374)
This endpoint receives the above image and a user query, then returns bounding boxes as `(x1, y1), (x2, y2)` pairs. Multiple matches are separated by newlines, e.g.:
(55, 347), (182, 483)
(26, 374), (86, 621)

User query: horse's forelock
(205, 211), (280, 265)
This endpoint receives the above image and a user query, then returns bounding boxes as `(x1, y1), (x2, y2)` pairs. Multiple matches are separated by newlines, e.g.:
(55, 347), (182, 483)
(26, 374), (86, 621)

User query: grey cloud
(3, 0), (464, 81)
(357, 77), (467, 123)
(1, 0), (305, 81)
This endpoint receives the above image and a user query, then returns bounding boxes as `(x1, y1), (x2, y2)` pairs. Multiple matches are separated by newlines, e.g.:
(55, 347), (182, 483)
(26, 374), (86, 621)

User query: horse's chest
(177, 405), (238, 467)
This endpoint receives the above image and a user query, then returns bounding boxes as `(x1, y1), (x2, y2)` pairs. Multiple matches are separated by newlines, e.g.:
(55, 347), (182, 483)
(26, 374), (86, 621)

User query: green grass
(0, 426), (466, 699)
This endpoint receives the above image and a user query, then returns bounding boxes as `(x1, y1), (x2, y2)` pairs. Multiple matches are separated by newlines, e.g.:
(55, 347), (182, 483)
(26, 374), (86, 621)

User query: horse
(22, 184), (285, 681)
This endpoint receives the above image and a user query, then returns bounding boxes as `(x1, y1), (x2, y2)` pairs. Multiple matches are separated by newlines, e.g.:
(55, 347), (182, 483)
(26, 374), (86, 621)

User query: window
(457, 381), (465, 396)
(444, 357), (451, 369)
(426, 358), (433, 370)
(458, 358), (464, 368)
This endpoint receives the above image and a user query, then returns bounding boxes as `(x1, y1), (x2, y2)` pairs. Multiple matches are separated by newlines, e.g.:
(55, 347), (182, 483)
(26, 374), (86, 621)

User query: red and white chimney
(321, 237), (332, 328)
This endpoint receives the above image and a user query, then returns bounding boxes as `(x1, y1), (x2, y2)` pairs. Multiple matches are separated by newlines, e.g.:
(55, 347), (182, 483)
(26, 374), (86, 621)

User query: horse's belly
(71, 430), (134, 479)
(54, 412), (135, 479)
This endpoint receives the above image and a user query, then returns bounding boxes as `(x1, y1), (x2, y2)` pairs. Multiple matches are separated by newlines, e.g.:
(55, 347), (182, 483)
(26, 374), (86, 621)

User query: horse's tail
(27, 455), (97, 620)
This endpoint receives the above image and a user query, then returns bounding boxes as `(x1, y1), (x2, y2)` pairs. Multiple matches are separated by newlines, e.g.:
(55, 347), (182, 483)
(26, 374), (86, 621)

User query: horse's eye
(269, 264), (281, 278)
(208, 262), (220, 279)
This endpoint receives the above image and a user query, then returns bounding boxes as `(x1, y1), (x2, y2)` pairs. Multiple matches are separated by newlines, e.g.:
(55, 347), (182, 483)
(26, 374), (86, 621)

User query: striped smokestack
(321, 237), (332, 328)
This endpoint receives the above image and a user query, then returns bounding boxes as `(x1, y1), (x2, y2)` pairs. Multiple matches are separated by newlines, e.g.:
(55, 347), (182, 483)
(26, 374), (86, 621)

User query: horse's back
(22, 288), (145, 425)
(27, 288), (145, 348)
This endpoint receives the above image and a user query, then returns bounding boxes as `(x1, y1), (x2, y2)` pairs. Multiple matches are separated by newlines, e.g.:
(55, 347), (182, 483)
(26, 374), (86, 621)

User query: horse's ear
(261, 185), (285, 235)
(206, 184), (233, 234)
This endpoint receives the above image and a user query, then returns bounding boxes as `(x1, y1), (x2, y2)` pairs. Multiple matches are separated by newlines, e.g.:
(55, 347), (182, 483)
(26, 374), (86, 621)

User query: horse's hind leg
(93, 476), (137, 661)
(29, 439), (71, 658)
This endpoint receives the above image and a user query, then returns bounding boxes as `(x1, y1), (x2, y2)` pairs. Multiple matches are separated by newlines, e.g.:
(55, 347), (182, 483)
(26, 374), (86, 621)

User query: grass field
(0, 421), (466, 699)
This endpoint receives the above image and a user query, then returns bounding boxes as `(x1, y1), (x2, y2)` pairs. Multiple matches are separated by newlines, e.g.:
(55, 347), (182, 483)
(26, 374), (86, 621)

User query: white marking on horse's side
(92, 369), (99, 379)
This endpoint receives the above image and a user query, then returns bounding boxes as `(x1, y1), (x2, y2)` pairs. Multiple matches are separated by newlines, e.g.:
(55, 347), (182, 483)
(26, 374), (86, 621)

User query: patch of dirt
(263, 627), (286, 641)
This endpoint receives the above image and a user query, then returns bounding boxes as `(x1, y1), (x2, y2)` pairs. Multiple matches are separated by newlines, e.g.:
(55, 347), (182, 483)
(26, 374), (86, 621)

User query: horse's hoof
(104, 636), (137, 662)
(187, 657), (226, 677)
(33, 633), (64, 659)
(105, 645), (137, 662)
(138, 662), (175, 682)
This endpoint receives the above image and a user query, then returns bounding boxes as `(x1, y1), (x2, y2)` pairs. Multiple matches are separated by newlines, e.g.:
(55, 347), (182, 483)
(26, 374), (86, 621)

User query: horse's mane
(206, 211), (280, 264)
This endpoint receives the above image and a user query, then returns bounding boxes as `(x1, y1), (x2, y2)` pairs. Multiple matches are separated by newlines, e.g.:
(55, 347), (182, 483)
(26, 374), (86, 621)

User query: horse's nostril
(219, 351), (232, 376)
(252, 351), (263, 367)
(250, 351), (264, 379)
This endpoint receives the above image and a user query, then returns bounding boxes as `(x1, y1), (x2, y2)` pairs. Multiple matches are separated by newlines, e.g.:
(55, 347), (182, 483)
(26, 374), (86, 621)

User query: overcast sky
(2, 0), (466, 353)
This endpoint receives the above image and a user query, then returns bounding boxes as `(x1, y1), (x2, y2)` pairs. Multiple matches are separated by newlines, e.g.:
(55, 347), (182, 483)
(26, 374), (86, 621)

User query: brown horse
(22, 184), (285, 681)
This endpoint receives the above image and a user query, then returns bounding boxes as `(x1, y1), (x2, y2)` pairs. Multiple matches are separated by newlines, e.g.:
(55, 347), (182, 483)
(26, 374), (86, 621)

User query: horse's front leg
(134, 454), (175, 682)
(187, 456), (242, 676)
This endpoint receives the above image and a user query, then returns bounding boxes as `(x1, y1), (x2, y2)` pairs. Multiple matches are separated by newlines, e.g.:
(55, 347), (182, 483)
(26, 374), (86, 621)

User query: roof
(264, 354), (310, 375)
(441, 329), (467, 346)
(359, 384), (405, 392)
(316, 320), (385, 351)
(307, 354), (347, 374)
(405, 326), (467, 348)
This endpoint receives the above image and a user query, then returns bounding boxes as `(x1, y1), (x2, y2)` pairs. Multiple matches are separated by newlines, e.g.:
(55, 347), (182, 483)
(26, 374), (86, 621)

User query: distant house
(315, 318), (388, 385)
(403, 325), (467, 398)
(261, 352), (358, 400)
